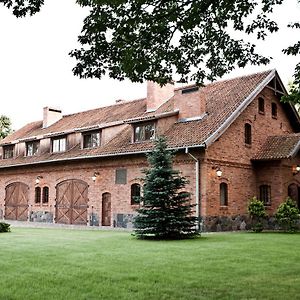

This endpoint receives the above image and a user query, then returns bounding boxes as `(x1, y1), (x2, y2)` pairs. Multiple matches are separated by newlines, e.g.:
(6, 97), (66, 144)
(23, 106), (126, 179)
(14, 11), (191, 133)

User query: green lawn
(0, 228), (299, 300)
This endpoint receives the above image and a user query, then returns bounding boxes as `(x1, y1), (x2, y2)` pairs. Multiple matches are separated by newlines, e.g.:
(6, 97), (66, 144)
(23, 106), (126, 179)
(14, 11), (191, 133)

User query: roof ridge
(63, 97), (146, 118)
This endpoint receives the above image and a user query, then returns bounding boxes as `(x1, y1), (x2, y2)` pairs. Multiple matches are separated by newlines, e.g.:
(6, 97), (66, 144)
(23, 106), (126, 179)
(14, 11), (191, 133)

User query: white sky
(0, 0), (299, 130)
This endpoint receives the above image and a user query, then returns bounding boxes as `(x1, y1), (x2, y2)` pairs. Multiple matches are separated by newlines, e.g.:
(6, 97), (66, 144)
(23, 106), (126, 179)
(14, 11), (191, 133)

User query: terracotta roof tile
(252, 134), (300, 160)
(0, 70), (283, 168)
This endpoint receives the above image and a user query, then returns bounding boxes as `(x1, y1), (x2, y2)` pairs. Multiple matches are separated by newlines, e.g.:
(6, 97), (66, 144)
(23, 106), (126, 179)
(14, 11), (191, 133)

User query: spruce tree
(133, 136), (199, 239)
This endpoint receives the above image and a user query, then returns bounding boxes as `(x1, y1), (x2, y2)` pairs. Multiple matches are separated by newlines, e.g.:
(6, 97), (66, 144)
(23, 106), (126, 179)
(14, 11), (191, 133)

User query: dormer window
(26, 140), (39, 156)
(134, 122), (155, 142)
(52, 136), (66, 153)
(83, 131), (100, 149)
(3, 145), (14, 159)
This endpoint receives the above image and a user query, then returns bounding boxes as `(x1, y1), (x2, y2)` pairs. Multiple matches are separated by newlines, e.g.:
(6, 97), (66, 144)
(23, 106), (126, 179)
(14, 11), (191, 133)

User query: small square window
(52, 137), (66, 153)
(3, 145), (14, 159)
(26, 141), (39, 156)
(115, 169), (127, 184)
(134, 122), (155, 142)
(83, 131), (100, 149)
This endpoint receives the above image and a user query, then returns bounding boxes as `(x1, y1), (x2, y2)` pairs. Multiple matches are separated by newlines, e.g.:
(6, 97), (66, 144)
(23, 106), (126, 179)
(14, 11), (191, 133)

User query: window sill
(245, 144), (252, 148)
(258, 111), (265, 115)
(220, 206), (228, 209)
(272, 116), (277, 120)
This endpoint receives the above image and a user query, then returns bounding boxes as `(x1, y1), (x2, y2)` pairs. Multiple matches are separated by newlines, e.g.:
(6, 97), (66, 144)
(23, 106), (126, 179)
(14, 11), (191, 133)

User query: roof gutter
(0, 144), (205, 169)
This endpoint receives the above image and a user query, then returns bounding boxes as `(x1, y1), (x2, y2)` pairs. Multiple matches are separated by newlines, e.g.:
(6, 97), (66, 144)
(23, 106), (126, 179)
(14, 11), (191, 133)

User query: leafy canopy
(1, 0), (300, 101)
(0, 115), (12, 140)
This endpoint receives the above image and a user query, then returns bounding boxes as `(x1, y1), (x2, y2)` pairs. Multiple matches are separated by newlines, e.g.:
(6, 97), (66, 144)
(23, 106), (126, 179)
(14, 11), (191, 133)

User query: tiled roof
(1, 98), (147, 143)
(0, 69), (291, 168)
(252, 134), (300, 160)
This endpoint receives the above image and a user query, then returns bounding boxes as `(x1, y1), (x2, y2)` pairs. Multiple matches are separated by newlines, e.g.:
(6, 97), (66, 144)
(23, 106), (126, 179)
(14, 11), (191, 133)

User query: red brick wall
(0, 153), (197, 225)
(204, 87), (296, 218)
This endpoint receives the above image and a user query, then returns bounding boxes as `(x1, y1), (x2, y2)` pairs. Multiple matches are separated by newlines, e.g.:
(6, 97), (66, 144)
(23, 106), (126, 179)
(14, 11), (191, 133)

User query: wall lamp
(92, 172), (100, 182)
(292, 165), (300, 175)
(212, 166), (222, 177)
(35, 176), (43, 184)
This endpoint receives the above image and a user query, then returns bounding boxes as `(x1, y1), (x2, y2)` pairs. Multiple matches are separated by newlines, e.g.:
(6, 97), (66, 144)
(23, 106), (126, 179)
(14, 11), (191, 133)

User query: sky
(0, 0), (299, 130)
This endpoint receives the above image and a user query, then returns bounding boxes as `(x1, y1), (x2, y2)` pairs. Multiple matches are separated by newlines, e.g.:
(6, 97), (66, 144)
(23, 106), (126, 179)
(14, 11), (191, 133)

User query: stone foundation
(113, 213), (135, 228)
(0, 208), (3, 220)
(203, 215), (300, 232)
(30, 211), (53, 223)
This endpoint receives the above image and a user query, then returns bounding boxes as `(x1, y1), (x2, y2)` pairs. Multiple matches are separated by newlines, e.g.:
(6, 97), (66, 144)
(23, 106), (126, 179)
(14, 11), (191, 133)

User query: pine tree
(133, 136), (199, 239)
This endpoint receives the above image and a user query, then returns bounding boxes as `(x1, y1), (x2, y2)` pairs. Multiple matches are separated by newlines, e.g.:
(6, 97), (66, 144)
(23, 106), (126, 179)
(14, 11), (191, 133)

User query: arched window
(271, 103), (277, 118)
(245, 123), (252, 145)
(131, 183), (141, 205)
(35, 187), (41, 204)
(259, 185), (271, 205)
(258, 97), (265, 114)
(220, 183), (228, 206)
(42, 187), (49, 204)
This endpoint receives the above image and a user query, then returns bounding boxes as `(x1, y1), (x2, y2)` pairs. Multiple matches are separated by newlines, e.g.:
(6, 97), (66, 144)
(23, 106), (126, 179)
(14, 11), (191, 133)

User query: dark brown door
(5, 182), (29, 221)
(56, 179), (88, 225)
(102, 193), (111, 226)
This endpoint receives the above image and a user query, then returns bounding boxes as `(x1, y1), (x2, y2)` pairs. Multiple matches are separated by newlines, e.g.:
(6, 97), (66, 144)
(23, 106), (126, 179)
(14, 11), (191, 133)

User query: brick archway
(5, 182), (29, 221)
(56, 179), (89, 225)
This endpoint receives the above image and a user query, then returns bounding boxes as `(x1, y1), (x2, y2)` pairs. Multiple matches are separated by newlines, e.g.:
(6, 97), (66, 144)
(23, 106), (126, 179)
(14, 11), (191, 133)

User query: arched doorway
(5, 182), (29, 221)
(102, 192), (111, 226)
(56, 179), (88, 225)
(288, 183), (300, 209)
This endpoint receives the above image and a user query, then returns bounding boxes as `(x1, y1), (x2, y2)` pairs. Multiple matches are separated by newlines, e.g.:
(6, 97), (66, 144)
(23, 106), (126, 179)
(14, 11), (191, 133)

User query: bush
(248, 197), (266, 232)
(0, 222), (11, 233)
(275, 198), (299, 232)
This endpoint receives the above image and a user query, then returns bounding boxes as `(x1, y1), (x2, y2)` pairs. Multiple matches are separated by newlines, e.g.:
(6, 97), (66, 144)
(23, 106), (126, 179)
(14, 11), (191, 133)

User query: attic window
(272, 103), (277, 119)
(83, 131), (100, 149)
(26, 140), (39, 156)
(3, 145), (14, 159)
(52, 136), (66, 153)
(182, 86), (199, 94)
(134, 122), (155, 142)
(258, 97), (265, 114)
(245, 123), (252, 145)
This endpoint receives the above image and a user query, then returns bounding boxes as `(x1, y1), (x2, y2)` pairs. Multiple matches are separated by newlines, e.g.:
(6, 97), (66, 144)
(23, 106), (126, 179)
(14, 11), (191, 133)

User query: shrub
(0, 222), (11, 233)
(248, 197), (266, 232)
(275, 197), (299, 232)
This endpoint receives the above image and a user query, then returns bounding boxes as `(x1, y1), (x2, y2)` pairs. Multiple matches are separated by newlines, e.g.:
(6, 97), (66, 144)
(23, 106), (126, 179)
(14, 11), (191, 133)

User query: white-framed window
(26, 140), (39, 156)
(3, 145), (14, 159)
(134, 122), (155, 142)
(52, 136), (66, 153)
(83, 131), (100, 149)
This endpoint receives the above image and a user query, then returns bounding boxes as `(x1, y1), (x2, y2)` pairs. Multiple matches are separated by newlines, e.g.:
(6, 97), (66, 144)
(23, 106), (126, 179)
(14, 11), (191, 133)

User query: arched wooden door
(5, 182), (29, 221)
(56, 179), (88, 225)
(102, 193), (111, 226)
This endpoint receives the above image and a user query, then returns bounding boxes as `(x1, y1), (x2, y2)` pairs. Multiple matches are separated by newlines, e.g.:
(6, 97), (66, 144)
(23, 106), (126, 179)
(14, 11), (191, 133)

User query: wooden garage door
(56, 179), (88, 225)
(5, 182), (29, 221)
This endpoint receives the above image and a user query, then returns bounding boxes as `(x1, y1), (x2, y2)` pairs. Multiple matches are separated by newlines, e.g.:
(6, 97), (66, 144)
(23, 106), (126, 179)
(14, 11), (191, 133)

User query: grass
(0, 228), (299, 300)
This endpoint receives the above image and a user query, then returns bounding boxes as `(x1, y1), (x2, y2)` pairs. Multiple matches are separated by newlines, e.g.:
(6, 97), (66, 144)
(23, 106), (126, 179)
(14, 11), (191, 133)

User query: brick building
(1, 69), (300, 231)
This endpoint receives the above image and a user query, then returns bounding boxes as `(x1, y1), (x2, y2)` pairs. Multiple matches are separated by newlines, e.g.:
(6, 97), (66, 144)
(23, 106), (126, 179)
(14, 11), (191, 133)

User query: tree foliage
(248, 197), (266, 233)
(133, 136), (198, 239)
(1, 0), (300, 101)
(275, 197), (299, 232)
(0, 115), (12, 140)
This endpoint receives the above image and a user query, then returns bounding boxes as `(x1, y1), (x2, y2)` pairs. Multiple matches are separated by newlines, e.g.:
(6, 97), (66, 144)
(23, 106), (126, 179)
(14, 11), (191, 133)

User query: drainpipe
(185, 148), (201, 232)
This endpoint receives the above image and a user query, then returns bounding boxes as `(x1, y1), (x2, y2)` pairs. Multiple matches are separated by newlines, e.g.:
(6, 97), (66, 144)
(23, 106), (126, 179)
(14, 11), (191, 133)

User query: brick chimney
(43, 107), (62, 128)
(146, 81), (174, 112)
(174, 86), (206, 120)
